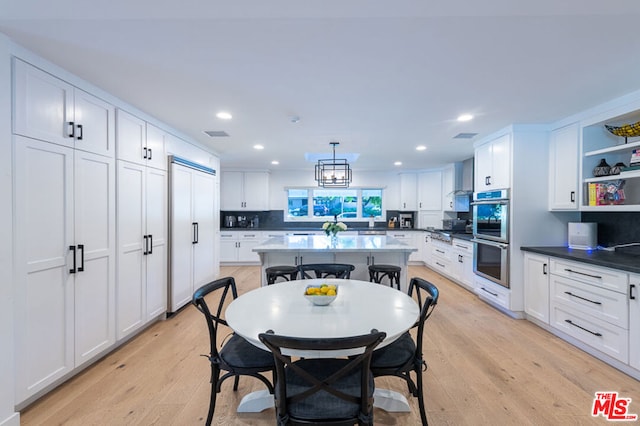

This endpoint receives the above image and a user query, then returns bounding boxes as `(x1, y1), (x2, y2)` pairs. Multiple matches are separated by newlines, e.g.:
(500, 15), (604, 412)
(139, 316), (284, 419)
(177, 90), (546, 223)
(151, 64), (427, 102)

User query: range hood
(454, 157), (474, 194)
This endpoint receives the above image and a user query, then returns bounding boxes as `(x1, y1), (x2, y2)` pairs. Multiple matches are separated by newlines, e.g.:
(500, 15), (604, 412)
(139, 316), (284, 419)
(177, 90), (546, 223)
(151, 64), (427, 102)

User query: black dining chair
(259, 330), (386, 426)
(192, 277), (275, 426)
(369, 277), (439, 426)
(298, 263), (355, 279)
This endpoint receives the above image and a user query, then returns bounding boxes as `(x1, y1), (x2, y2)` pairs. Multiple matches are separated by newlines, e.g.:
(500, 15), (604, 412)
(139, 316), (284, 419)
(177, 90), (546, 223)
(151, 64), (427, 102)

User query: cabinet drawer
(452, 240), (473, 255)
(239, 232), (261, 240)
(550, 303), (628, 363)
(431, 245), (452, 261)
(430, 257), (452, 275)
(550, 259), (628, 294)
(475, 278), (510, 310)
(220, 232), (236, 240)
(550, 275), (628, 329)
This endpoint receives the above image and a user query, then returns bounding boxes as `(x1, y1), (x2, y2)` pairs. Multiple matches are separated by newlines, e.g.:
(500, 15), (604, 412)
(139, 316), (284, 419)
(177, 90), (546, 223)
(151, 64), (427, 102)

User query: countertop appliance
(442, 219), (466, 232)
(568, 222), (597, 250)
(237, 215), (248, 227)
(224, 215), (237, 228)
(399, 213), (413, 229)
(472, 189), (510, 288)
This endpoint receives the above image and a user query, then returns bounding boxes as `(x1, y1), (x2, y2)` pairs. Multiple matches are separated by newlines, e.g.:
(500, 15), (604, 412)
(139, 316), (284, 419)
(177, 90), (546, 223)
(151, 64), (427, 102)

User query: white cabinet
(418, 211), (442, 229)
(399, 173), (418, 210)
(523, 253), (550, 324)
(116, 110), (167, 170)
(475, 133), (511, 190)
(116, 161), (167, 339)
(630, 273), (640, 370)
(13, 136), (116, 402)
(452, 239), (474, 290)
(422, 233), (432, 265)
(13, 59), (115, 157)
(442, 163), (462, 211)
(387, 231), (420, 262)
(549, 123), (579, 210)
(417, 171), (442, 211)
(219, 231), (263, 263)
(221, 171), (269, 210)
(170, 161), (216, 312)
(429, 240), (454, 278)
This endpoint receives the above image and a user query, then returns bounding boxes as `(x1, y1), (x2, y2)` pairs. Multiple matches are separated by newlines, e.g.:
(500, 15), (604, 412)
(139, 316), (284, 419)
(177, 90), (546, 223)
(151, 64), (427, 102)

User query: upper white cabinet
(13, 136), (116, 403)
(13, 59), (115, 157)
(475, 133), (511, 190)
(116, 109), (167, 170)
(442, 163), (464, 211)
(399, 173), (418, 210)
(548, 123), (579, 210)
(417, 171), (442, 211)
(221, 171), (269, 210)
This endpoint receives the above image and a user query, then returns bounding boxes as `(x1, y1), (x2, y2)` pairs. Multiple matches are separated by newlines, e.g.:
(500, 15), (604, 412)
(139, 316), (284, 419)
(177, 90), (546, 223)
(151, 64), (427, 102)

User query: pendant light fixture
(315, 142), (352, 188)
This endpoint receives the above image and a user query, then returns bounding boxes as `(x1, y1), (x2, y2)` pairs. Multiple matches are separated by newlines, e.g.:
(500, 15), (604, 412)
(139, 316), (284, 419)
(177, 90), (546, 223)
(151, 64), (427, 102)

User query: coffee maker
(224, 215), (237, 228)
(399, 213), (413, 229)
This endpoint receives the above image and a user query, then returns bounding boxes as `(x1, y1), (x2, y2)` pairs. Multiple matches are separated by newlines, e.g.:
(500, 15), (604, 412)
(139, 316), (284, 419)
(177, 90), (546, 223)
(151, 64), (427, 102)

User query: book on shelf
(588, 180), (626, 206)
(631, 148), (640, 165)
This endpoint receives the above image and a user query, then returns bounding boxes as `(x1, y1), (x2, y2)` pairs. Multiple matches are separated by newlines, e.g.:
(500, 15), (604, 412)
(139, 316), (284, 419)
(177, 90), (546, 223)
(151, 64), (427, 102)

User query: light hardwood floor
(20, 265), (640, 425)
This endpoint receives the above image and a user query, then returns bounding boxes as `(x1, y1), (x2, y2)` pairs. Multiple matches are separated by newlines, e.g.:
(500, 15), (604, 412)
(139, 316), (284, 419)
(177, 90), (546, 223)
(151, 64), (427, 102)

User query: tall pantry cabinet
(115, 110), (168, 339)
(12, 59), (117, 402)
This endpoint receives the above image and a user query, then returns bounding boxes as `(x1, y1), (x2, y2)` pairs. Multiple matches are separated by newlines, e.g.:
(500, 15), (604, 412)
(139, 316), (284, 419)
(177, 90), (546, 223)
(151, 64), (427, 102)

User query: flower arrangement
(322, 218), (348, 236)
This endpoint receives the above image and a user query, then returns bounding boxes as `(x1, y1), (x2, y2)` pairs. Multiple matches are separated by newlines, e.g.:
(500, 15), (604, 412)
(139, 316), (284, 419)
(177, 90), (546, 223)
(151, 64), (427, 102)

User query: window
(286, 188), (384, 221)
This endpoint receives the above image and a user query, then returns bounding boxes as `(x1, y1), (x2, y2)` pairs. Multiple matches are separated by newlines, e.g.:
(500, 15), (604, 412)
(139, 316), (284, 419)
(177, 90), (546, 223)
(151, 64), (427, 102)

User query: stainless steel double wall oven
(471, 189), (510, 288)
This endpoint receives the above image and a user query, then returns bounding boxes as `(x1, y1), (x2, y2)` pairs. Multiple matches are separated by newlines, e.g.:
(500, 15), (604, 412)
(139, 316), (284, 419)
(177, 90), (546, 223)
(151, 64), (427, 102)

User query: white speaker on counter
(568, 222), (597, 250)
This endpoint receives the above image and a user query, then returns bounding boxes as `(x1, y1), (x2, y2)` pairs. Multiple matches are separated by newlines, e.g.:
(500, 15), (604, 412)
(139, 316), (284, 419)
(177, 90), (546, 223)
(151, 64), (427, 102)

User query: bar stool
(265, 265), (298, 285)
(368, 264), (401, 290)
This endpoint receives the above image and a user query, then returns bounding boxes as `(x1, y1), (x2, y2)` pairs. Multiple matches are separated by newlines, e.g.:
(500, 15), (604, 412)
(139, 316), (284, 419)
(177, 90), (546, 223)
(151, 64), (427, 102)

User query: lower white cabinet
(169, 160), (216, 312)
(630, 273), (640, 370)
(220, 231), (262, 263)
(430, 240), (454, 278)
(474, 277), (511, 310)
(387, 231), (421, 262)
(116, 161), (167, 340)
(13, 136), (116, 403)
(524, 253), (550, 324)
(452, 239), (474, 290)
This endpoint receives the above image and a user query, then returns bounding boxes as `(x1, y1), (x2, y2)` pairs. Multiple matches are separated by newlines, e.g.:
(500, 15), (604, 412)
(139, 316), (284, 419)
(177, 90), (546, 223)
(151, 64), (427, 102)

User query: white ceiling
(2, 0), (640, 172)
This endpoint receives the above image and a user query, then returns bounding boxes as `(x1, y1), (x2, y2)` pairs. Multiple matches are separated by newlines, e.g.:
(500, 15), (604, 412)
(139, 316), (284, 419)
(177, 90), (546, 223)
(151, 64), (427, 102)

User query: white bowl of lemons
(304, 284), (338, 306)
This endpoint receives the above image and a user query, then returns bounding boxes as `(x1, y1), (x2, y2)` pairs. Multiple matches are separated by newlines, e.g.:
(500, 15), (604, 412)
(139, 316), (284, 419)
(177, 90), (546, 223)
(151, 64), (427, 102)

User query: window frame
(284, 187), (386, 222)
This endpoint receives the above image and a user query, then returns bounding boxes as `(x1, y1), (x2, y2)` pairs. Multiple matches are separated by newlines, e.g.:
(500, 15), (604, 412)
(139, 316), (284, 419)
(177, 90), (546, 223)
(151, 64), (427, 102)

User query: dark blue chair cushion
(220, 334), (274, 369)
(279, 358), (374, 420)
(371, 332), (415, 369)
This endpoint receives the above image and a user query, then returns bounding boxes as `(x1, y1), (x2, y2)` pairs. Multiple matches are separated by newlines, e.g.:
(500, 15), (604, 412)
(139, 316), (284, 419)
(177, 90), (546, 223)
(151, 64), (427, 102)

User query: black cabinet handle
(564, 268), (602, 280)
(192, 222), (199, 244)
(564, 291), (602, 305)
(143, 147), (148, 159)
(631, 284), (636, 300)
(77, 244), (84, 272)
(68, 121), (75, 138)
(480, 287), (498, 297)
(148, 234), (153, 254)
(148, 148), (152, 160)
(570, 191), (575, 202)
(565, 319), (602, 337)
(69, 245), (76, 273)
(143, 235), (148, 255)
(543, 263), (547, 275)
(76, 124), (83, 140)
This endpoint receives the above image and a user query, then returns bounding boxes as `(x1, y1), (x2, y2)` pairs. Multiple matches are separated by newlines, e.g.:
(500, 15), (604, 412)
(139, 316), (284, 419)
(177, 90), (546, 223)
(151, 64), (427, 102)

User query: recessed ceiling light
(416, 145), (427, 151)
(271, 160), (279, 165)
(216, 111), (232, 120)
(457, 114), (474, 122)
(394, 161), (402, 166)
(253, 144), (264, 150)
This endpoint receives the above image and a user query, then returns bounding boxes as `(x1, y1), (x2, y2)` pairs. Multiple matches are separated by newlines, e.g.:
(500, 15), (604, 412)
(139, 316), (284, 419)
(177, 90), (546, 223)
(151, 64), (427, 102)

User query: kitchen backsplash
(581, 212), (640, 248)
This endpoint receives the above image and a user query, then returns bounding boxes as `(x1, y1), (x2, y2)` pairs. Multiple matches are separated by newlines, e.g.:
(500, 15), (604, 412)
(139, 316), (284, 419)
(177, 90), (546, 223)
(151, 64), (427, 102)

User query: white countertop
(252, 235), (417, 253)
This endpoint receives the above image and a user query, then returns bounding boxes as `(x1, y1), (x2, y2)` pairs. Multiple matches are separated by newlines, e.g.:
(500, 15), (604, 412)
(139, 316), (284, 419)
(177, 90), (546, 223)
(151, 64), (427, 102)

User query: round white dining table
(225, 278), (420, 413)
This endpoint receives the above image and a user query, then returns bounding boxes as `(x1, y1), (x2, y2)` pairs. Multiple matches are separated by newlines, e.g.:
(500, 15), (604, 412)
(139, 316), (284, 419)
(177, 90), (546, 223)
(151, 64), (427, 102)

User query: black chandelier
(315, 142), (352, 188)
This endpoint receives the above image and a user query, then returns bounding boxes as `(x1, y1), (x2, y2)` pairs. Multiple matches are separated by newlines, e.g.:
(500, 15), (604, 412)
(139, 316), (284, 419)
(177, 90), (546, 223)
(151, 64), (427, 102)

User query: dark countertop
(521, 246), (640, 274)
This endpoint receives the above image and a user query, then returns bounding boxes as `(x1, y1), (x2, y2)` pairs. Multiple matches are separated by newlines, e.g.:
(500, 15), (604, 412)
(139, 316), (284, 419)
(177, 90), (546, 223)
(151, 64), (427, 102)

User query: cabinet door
(73, 88), (115, 157)
(243, 172), (270, 210)
(220, 171), (244, 210)
(14, 137), (75, 402)
(170, 165), (194, 312)
(474, 142), (493, 190)
(417, 171), (442, 211)
(145, 167), (168, 319)
(337, 253), (370, 282)
(73, 150), (116, 364)
(145, 124), (167, 171)
(524, 253), (550, 324)
(116, 109), (146, 165)
(418, 211), (442, 229)
(442, 166), (455, 211)
(490, 134), (511, 189)
(399, 173), (418, 210)
(192, 171), (216, 288)
(220, 239), (239, 262)
(13, 59), (74, 148)
(549, 123), (579, 210)
(630, 273), (640, 370)
(116, 161), (146, 339)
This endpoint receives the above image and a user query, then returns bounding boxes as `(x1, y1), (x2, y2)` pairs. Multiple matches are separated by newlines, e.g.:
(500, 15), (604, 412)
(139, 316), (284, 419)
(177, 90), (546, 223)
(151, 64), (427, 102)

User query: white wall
(266, 169), (402, 211)
(0, 34), (19, 426)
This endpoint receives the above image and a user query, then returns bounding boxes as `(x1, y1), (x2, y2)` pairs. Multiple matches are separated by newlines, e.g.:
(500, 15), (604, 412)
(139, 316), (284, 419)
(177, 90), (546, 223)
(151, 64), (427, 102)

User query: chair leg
(207, 365), (220, 426)
(415, 368), (428, 426)
(232, 375), (240, 391)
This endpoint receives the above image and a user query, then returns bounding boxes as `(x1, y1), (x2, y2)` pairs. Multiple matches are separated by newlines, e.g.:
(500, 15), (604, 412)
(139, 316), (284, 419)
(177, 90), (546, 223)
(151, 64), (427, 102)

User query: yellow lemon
(320, 286), (328, 294)
(326, 289), (336, 296)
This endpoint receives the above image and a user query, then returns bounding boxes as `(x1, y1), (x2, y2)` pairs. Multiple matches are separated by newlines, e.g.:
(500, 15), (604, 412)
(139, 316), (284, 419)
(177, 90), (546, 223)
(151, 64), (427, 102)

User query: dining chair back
(298, 263), (355, 279)
(192, 277), (275, 425)
(259, 329), (386, 426)
(369, 277), (439, 426)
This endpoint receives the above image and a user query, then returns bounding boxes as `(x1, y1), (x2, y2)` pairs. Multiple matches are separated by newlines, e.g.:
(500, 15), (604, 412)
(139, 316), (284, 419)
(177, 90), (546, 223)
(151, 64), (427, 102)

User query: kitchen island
(253, 234), (417, 291)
